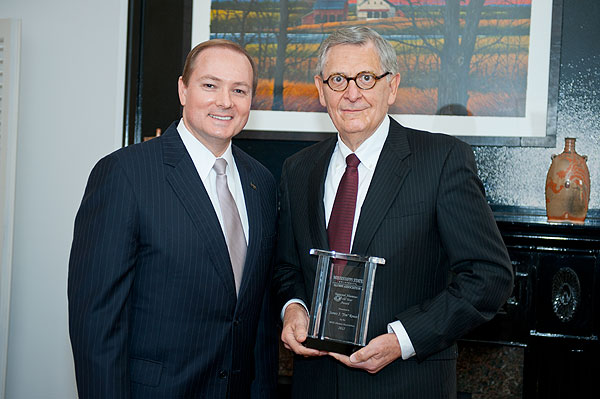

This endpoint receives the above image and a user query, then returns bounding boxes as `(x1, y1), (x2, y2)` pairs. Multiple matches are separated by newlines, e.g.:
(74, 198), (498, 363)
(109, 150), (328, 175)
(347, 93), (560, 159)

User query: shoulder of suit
(232, 144), (277, 186)
(388, 118), (472, 163)
(283, 135), (336, 166)
(232, 145), (273, 173)
(107, 121), (181, 161)
(92, 123), (176, 177)
(395, 122), (468, 150)
(108, 136), (161, 164)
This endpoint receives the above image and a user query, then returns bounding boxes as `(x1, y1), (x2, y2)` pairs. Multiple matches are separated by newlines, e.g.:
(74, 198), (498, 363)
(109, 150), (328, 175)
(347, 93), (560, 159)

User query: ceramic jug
(545, 137), (590, 224)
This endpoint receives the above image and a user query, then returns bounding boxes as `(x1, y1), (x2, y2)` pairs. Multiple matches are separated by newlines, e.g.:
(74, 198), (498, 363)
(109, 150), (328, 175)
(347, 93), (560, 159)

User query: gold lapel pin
(250, 182), (257, 190)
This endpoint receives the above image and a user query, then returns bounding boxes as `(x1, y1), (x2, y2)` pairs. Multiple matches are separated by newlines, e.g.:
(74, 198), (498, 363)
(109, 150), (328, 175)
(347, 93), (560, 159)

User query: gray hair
(315, 26), (399, 77)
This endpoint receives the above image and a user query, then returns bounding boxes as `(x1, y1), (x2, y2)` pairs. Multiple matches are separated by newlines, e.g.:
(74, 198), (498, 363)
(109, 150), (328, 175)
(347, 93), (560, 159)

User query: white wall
(0, 0), (128, 397)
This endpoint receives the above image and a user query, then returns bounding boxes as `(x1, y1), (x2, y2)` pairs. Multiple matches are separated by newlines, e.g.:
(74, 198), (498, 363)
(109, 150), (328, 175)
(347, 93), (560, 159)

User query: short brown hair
(181, 39), (258, 96)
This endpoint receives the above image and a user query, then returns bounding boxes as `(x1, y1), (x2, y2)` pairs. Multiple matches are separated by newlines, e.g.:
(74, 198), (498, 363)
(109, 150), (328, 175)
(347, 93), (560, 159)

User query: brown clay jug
(545, 137), (590, 224)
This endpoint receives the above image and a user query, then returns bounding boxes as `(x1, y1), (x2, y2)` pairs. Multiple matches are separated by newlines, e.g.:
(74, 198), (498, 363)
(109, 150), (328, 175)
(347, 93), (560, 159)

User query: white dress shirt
(282, 117), (416, 360)
(177, 119), (249, 244)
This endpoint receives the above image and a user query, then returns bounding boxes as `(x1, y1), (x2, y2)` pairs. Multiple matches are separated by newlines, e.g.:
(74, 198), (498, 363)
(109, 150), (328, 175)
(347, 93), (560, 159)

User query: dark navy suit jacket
(273, 117), (513, 399)
(68, 121), (278, 398)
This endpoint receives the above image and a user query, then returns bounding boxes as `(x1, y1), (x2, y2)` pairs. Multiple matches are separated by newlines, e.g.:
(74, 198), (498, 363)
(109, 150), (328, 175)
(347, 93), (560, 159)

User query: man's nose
(343, 79), (362, 101)
(216, 89), (233, 108)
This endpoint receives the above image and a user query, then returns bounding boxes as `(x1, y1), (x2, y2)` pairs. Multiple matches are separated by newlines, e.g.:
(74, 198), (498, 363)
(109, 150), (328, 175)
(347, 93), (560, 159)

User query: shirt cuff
(387, 320), (416, 360)
(281, 298), (308, 321)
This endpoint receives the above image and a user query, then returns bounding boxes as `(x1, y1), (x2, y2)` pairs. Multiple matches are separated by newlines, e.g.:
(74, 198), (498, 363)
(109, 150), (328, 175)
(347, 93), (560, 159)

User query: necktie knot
(213, 158), (227, 175)
(346, 153), (360, 169)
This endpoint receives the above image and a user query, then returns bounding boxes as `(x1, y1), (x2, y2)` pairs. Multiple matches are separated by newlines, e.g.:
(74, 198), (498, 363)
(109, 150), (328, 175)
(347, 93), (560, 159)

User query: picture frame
(192, 0), (562, 146)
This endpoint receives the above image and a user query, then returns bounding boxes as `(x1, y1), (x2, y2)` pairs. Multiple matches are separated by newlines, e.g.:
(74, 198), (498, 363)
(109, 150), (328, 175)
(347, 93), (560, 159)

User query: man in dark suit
(273, 26), (514, 398)
(68, 39), (278, 398)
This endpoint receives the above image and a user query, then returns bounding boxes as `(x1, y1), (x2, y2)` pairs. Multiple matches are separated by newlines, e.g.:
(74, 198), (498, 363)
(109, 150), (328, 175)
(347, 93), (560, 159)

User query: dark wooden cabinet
(461, 207), (600, 398)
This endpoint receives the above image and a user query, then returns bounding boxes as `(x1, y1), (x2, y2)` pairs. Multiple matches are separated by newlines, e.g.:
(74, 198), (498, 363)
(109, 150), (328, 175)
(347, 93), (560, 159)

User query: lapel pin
(250, 182), (257, 190)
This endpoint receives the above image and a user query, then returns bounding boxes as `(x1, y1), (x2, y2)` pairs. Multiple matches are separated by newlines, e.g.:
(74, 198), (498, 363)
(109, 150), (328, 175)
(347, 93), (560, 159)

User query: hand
(281, 303), (326, 357)
(329, 333), (402, 374)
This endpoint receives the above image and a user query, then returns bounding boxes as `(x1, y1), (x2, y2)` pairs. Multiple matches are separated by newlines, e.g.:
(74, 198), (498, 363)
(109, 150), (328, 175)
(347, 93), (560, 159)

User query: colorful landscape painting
(209, 0), (533, 118)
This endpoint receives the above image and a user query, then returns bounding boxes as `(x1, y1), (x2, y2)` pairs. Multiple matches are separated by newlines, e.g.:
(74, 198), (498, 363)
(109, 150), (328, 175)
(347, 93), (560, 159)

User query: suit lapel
(307, 138), (337, 251)
(161, 125), (237, 295)
(232, 147), (262, 298)
(352, 118), (412, 255)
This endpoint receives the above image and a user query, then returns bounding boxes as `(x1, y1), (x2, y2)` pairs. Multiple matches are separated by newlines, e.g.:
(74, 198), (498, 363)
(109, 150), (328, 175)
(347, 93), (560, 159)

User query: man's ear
(178, 76), (187, 107)
(387, 72), (401, 106)
(314, 75), (327, 108)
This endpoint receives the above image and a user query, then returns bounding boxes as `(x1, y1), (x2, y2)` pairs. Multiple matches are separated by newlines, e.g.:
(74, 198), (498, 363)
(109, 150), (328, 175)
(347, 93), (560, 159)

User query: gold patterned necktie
(213, 158), (247, 294)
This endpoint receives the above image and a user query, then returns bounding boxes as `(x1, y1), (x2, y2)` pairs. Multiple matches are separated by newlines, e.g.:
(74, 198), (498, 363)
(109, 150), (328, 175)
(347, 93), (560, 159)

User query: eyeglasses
(322, 71), (391, 91)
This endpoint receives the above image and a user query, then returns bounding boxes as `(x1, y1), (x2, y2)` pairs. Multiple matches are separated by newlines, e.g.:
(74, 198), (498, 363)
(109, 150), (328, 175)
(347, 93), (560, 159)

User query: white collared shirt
(177, 119), (249, 243)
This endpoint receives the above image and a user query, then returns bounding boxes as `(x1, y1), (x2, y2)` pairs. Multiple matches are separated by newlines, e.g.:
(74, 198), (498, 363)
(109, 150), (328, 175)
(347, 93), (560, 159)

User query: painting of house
(356, 0), (399, 19)
(205, 0), (540, 126)
(301, 0), (349, 25)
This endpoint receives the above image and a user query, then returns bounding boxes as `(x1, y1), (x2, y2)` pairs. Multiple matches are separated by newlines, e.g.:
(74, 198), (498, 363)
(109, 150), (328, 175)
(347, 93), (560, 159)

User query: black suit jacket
(273, 117), (513, 399)
(68, 121), (278, 398)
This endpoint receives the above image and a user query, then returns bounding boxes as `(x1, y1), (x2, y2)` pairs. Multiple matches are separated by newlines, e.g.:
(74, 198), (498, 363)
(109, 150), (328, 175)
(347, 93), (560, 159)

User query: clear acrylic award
(303, 249), (385, 355)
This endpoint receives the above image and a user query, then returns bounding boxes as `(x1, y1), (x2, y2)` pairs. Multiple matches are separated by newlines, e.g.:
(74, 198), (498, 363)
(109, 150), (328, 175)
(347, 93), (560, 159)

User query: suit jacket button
(233, 319), (240, 326)
(218, 370), (228, 379)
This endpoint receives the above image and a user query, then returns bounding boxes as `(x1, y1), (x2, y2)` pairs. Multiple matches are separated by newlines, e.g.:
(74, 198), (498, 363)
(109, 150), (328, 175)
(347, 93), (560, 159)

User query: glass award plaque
(303, 249), (385, 355)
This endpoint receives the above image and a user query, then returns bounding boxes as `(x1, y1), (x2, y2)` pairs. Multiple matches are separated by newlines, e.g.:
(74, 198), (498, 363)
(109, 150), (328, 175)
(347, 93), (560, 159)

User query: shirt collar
(177, 119), (234, 180)
(336, 116), (389, 172)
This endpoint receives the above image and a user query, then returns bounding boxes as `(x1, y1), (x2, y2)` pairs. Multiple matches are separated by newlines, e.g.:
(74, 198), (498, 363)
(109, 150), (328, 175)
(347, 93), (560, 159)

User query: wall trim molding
(0, 18), (21, 398)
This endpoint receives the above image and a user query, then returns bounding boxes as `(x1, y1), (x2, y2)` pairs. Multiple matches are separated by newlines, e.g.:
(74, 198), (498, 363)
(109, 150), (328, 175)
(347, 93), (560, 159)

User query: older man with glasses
(273, 26), (513, 398)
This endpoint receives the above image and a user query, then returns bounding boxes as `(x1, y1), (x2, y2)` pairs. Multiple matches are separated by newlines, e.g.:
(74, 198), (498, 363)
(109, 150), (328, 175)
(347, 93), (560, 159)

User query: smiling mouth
(342, 109), (366, 113)
(209, 114), (233, 121)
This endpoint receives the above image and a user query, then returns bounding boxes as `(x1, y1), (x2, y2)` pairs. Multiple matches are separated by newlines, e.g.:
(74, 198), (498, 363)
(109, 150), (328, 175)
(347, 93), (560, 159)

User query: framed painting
(191, 0), (562, 146)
